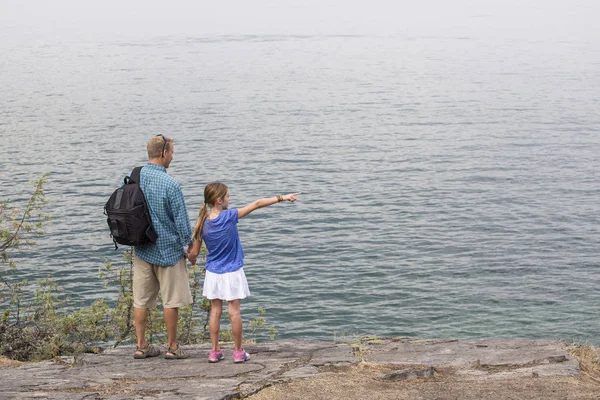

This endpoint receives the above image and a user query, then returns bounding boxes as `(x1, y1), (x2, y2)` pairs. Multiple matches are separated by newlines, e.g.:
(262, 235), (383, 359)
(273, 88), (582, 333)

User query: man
(132, 135), (193, 360)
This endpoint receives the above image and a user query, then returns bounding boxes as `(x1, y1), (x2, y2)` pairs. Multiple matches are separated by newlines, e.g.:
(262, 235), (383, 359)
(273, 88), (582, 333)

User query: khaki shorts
(133, 256), (193, 309)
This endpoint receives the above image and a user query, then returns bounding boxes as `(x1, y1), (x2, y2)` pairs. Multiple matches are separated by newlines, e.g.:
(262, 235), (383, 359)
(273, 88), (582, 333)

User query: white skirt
(203, 267), (251, 301)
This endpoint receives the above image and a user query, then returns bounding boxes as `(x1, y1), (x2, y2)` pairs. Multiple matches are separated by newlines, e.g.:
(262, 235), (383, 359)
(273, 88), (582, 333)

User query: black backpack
(105, 166), (158, 249)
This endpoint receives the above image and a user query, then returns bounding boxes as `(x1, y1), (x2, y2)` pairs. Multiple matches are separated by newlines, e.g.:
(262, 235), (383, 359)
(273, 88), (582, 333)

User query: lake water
(2, 33), (600, 343)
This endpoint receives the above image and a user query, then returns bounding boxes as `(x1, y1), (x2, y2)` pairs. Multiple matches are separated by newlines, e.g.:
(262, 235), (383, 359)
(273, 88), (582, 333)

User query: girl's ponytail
(192, 202), (209, 246)
(192, 182), (228, 248)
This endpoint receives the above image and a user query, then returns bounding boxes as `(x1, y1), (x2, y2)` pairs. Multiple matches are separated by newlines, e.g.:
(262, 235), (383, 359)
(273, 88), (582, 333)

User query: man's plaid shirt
(134, 163), (192, 266)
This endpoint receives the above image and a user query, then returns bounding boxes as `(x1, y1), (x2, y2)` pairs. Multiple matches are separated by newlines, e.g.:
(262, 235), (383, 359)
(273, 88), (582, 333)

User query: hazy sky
(1, 0), (598, 41)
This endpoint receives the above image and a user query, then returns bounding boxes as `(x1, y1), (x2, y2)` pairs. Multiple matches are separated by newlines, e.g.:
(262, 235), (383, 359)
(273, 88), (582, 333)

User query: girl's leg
(210, 299), (223, 352)
(228, 299), (243, 351)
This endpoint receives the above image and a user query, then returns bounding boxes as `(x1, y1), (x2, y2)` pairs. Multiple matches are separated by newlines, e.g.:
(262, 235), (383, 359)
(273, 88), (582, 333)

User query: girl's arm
(238, 192), (301, 219)
(187, 239), (201, 265)
(187, 218), (202, 265)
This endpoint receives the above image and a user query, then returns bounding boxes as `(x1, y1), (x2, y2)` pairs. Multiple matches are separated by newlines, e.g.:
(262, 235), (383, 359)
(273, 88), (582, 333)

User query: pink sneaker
(234, 348), (250, 363)
(208, 350), (224, 363)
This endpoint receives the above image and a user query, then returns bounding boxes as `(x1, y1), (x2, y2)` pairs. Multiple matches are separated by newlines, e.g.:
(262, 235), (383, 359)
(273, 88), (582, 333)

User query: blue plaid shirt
(133, 163), (192, 267)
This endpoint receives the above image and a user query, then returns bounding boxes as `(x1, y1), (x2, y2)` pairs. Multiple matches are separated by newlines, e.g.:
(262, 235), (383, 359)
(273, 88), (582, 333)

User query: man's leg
(164, 307), (178, 350)
(156, 258), (192, 352)
(133, 255), (159, 356)
(134, 307), (149, 350)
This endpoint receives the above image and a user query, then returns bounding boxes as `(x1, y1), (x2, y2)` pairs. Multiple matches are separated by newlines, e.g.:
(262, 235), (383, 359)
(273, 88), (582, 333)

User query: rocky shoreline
(1, 337), (597, 399)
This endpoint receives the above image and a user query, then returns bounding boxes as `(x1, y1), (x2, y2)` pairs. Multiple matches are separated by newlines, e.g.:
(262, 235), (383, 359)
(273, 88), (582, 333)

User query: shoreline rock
(0, 338), (590, 399)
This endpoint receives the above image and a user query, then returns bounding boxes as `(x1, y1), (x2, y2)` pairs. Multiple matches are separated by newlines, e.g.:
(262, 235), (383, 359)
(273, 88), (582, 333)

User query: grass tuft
(568, 342), (600, 379)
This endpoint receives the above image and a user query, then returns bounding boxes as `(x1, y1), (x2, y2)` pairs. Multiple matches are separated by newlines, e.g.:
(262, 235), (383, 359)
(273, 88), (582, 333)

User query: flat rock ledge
(0, 338), (580, 400)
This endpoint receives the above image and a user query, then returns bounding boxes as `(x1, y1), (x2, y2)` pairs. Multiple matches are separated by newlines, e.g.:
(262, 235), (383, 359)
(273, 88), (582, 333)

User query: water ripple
(2, 34), (600, 343)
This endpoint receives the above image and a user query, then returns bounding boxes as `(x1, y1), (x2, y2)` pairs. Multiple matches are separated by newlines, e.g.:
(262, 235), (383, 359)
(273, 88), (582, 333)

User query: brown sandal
(133, 344), (161, 359)
(165, 345), (189, 360)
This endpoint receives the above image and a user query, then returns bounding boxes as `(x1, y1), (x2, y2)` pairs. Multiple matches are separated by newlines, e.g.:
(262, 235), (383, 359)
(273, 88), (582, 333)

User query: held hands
(186, 243), (198, 266)
(187, 252), (198, 266)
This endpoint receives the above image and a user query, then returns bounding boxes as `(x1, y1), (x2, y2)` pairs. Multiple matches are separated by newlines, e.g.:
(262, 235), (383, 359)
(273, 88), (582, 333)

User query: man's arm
(169, 182), (193, 253)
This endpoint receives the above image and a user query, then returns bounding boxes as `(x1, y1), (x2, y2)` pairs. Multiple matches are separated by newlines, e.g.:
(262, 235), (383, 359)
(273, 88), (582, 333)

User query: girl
(188, 182), (300, 363)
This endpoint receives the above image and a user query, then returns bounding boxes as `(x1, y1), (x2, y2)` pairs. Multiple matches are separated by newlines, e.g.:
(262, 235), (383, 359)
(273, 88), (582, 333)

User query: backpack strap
(128, 166), (144, 184)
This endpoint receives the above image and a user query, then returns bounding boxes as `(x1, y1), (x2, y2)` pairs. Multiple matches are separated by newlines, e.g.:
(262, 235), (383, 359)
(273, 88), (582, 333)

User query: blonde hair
(147, 135), (173, 159)
(192, 182), (229, 245)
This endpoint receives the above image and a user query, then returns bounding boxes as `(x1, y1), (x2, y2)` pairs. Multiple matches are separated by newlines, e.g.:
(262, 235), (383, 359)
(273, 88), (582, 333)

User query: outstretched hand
(283, 192), (301, 202)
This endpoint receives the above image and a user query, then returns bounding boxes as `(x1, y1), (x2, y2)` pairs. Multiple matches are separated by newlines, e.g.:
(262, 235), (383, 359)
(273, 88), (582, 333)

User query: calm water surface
(1, 34), (600, 342)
